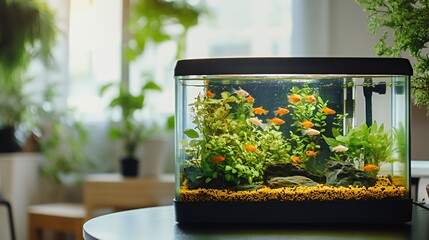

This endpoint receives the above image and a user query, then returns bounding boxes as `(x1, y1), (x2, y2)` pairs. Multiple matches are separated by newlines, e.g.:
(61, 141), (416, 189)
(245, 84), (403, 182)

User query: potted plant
(0, 0), (57, 152)
(100, 80), (162, 177)
(356, 0), (429, 113)
(99, 0), (204, 177)
(33, 85), (89, 186)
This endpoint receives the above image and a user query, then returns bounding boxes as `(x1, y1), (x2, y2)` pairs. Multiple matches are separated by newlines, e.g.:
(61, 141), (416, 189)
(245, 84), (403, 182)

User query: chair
(28, 203), (85, 240)
(0, 194), (16, 240)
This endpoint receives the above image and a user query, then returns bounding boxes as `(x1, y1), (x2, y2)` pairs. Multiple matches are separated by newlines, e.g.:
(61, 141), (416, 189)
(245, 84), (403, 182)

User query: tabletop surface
(83, 204), (429, 240)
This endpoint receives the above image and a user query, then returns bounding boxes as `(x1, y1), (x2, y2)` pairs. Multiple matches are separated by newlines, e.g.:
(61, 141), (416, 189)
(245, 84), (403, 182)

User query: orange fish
(206, 90), (215, 98)
(245, 144), (258, 152)
(362, 164), (379, 171)
(288, 94), (301, 103)
(300, 121), (314, 128)
(305, 95), (316, 103)
(275, 107), (289, 116)
(212, 156), (225, 163)
(268, 117), (285, 125)
(291, 156), (302, 164)
(306, 150), (316, 157)
(245, 95), (255, 103)
(321, 107), (336, 115)
(252, 106), (268, 115)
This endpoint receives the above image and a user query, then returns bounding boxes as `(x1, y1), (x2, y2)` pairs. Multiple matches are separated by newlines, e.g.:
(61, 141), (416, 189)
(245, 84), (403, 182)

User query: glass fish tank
(174, 57), (413, 223)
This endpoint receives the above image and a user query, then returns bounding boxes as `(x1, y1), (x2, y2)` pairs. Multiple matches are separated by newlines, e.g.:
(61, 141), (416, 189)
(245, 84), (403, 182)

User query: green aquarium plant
(393, 123), (407, 164)
(286, 85), (343, 174)
(324, 121), (395, 171)
(182, 89), (268, 188)
(356, 0), (429, 114)
(182, 85), (347, 188)
(182, 87), (296, 188)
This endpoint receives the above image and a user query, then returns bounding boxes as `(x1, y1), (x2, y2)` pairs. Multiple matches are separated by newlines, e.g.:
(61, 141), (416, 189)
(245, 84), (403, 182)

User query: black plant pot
(0, 126), (21, 153)
(120, 157), (139, 177)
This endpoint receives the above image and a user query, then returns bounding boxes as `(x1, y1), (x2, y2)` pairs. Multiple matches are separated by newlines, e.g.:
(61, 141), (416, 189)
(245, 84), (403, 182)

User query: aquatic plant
(182, 88), (268, 187)
(182, 84), (345, 187)
(324, 121), (395, 170)
(286, 86), (341, 174)
(256, 126), (291, 165)
(393, 123), (406, 164)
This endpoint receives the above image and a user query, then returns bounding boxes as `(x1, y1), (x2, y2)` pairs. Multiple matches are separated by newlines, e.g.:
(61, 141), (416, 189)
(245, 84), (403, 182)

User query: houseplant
(356, 0), (429, 113)
(34, 84), (89, 185)
(101, 0), (204, 176)
(126, 0), (204, 61)
(0, 0), (57, 152)
(0, 1), (89, 187)
(100, 80), (162, 177)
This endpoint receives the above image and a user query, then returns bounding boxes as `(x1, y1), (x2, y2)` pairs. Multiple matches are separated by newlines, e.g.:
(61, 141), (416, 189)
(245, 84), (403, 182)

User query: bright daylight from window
(24, 0), (293, 171)
(65, 0), (292, 122)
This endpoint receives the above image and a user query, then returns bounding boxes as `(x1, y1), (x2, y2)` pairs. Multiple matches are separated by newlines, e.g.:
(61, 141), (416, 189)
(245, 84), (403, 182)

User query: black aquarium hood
(174, 57), (413, 76)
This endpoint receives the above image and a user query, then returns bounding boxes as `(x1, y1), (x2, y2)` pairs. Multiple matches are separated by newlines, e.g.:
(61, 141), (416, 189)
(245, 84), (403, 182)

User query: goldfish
(274, 107), (289, 116)
(321, 107), (336, 115)
(212, 156), (225, 163)
(300, 120), (314, 128)
(288, 94), (301, 103)
(245, 95), (255, 103)
(331, 145), (348, 152)
(252, 106), (268, 115)
(302, 128), (320, 136)
(268, 117), (285, 125)
(291, 156), (302, 164)
(305, 95), (316, 103)
(362, 164), (379, 171)
(249, 117), (266, 129)
(233, 87), (249, 97)
(306, 150), (317, 157)
(206, 90), (215, 98)
(245, 144), (258, 152)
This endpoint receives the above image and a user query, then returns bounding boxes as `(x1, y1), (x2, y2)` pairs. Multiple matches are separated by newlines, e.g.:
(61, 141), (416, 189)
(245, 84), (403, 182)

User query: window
(29, 0), (293, 169)
(68, 0), (122, 121)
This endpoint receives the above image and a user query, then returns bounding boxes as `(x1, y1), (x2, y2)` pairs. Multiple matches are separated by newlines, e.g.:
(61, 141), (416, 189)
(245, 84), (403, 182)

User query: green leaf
(143, 81), (162, 91)
(184, 129), (199, 138)
(166, 115), (175, 130)
(323, 135), (339, 147)
(99, 83), (114, 96)
(189, 140), (199, 148)
(332, 128), (341, 137)
(109, 127), (122, 139)
(180, 139), (188, 147)
(221, 92), (231, 100)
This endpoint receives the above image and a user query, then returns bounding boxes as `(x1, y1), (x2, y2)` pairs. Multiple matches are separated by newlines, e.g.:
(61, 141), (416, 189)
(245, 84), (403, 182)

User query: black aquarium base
(174, 198), (412, 224)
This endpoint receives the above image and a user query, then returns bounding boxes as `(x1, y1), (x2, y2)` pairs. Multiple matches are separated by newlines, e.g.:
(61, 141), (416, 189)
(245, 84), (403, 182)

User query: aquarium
(174, 57), (413, 223)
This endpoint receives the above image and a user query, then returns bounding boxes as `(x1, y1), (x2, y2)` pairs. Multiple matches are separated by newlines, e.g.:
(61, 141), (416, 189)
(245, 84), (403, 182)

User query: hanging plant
(126, 0), (206, 60)
(0, 0), (57, 128)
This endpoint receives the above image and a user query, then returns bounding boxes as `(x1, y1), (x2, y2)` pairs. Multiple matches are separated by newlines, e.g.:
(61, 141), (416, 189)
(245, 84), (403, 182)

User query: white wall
(291, 0), (377, 57)
(327, 0), (379, 57)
